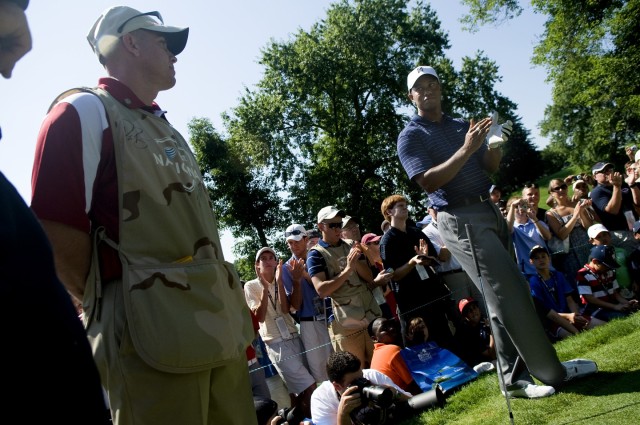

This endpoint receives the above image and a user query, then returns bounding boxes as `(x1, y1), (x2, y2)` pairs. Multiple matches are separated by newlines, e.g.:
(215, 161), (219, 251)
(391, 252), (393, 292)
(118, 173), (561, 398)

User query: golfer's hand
(465, 118), (492, 154)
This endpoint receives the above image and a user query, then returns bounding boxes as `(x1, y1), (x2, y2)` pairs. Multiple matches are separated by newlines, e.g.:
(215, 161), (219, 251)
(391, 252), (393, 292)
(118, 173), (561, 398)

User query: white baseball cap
(587, 223), (609, 239)
(407, 66), (439, 92)
(285, 224), (307, 242)
(87, 6), (189, 61)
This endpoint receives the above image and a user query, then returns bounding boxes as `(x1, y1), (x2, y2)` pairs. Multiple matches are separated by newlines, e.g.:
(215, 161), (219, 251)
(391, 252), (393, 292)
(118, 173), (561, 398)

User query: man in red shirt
(31, 6), (254, 425)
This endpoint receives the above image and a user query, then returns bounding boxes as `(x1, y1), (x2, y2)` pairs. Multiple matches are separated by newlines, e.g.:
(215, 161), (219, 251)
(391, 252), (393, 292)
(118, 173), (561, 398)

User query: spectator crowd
(1, 3), (631, 424)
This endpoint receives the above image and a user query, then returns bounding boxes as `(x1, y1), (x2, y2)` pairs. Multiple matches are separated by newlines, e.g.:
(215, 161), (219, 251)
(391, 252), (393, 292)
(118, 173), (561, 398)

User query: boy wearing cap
(281, 224), (333, 382)
(528, 246), (604, 341)
(397, 65), (597, 399)
(307, 206), (381, 367)
(577, 245), (639, 321)
(245, 247), (316, 419)
(454, 297), (496, 369)
(31, 6), (254, 424)
(587, 223), (634, 296)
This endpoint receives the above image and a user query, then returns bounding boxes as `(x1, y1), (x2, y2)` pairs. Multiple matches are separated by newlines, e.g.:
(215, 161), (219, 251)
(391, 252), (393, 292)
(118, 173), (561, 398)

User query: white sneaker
(473, 361), (495, 374)
(563, 358), (598, 381)
(503, 384), (556, 399)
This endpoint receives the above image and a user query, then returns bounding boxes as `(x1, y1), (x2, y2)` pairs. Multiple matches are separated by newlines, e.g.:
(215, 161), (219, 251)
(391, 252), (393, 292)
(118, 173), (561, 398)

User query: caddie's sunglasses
(117, 11), (163, 34)
(285, 230), (305, 237)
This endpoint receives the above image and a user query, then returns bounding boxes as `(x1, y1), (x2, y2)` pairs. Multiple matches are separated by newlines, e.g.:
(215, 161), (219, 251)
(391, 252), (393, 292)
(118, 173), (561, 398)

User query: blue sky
(0, 0), (550, 260)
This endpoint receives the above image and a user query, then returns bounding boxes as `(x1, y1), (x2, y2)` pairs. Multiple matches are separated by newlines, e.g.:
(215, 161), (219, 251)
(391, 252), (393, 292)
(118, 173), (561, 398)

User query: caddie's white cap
(407, 66), (439, 92)
(87, 6), (189, 61)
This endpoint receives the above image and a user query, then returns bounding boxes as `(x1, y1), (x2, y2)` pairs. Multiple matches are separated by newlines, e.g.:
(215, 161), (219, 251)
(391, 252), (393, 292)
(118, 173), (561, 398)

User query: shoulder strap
(47, 87), (95, 112)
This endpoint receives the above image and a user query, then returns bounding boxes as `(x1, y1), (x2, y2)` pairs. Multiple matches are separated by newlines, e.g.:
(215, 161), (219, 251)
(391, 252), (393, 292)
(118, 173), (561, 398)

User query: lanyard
(266, 279), (278, 312)
(537, 273), (559, 305)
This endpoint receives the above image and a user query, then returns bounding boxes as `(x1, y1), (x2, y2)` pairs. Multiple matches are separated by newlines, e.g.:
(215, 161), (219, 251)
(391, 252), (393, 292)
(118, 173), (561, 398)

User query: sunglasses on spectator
(323, 222), (342, 229)
(285, 230), (305, 237)
(551, 184), (568, 192)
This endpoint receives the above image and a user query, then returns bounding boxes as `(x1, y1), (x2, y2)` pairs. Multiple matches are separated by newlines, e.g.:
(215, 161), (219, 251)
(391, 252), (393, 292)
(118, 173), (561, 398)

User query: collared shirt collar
(97, 77), (164, 115)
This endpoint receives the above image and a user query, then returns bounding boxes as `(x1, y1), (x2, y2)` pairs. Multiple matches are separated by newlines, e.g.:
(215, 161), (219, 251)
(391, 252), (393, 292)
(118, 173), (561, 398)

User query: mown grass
(400, 312), (640, 424)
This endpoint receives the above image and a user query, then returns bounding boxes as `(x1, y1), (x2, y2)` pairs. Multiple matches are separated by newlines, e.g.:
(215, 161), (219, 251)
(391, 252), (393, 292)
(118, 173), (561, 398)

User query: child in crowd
(454, 298), (496, 371)
(369, 317), (423, 395)
(404, 317), (429, 347)
(527, 245), (605, 341)
(577, 245), (639, 321)
(587, 223), (634, 298)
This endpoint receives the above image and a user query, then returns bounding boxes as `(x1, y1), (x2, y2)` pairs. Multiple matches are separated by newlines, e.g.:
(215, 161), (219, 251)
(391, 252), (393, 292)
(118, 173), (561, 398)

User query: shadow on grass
(554, 400), (640, 425)
(560, 369), (640, 396)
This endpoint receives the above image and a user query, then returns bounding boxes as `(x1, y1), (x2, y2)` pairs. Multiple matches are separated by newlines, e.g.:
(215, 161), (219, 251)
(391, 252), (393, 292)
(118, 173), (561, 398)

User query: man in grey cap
(245, 247), (316, 420)
(397, 65), (597, 399)
(31, 6), (255, 424)
(307, 206), (381, 367)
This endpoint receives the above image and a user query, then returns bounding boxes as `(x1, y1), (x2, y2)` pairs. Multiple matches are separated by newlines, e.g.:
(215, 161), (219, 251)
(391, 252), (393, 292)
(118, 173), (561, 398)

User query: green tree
(188, 118), (285, 279)
(191, 0), (527, 275)
(490, 119), (545, 194)
(460, 0), (640, 169)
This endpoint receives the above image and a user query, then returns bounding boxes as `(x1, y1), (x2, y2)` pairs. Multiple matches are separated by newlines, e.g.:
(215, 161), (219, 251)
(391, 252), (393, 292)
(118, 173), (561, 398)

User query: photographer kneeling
(311, 351), (412, 425)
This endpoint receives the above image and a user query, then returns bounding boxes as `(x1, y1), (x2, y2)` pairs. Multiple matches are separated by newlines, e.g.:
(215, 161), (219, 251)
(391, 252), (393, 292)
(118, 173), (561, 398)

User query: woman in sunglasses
(546, 178), (597, 287)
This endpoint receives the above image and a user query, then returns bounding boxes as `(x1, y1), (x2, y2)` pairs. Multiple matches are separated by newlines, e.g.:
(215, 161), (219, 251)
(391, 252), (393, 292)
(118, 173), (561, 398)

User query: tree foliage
(461, 0), (640, 169)
(190, 0), (529, 278)
(459, 0), (523, 32)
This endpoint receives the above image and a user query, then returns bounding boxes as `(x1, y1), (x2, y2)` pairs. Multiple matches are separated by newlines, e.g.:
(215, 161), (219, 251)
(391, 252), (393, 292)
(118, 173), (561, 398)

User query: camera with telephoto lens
(350, 380), (446, 425)
(352, 377), (394, 409)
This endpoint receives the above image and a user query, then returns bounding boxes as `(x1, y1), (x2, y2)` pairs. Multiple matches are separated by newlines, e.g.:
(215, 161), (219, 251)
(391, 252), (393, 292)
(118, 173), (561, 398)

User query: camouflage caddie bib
(58, 87), (253, 373)
(312, 241), (381, 329)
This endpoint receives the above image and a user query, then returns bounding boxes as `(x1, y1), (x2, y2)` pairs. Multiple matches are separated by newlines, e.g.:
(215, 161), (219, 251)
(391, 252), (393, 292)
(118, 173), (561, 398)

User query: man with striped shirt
(396, 65), (597, 399)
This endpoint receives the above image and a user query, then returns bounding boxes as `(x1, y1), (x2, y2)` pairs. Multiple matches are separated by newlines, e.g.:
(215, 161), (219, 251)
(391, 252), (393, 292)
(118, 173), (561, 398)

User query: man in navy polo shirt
(396, 65), (597, 398)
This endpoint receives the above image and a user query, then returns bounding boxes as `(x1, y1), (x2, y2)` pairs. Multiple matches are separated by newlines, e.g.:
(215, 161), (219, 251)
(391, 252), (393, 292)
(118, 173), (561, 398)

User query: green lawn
(400, 312), (640, 424)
